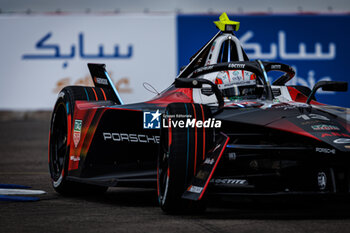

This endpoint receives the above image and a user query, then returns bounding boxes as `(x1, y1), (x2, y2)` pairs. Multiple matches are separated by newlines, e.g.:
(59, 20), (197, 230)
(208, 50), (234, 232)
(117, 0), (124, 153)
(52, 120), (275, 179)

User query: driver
(215, 70), (257, 100)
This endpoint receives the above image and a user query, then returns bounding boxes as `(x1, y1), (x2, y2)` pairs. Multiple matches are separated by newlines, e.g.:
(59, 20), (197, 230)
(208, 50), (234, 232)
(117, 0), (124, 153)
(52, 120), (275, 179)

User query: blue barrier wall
(177, 15), (350, 107)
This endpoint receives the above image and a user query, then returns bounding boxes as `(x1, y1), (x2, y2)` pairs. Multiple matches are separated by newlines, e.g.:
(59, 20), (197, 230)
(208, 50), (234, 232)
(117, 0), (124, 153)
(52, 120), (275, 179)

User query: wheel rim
(50, 103), (68, 181)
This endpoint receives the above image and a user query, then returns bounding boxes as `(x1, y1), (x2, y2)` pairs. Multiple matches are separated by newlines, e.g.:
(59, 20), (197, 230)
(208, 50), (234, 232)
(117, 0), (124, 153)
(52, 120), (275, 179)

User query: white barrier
(0, 14), (176, 110)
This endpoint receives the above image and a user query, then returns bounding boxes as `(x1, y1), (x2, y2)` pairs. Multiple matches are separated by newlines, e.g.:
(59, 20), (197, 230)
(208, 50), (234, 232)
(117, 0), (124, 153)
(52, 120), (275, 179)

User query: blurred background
(0, 0), (349, 114)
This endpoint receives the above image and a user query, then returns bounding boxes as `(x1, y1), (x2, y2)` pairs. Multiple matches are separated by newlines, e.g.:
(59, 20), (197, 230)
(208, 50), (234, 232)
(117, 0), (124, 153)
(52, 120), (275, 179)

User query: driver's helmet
(215, 70), (257, 99)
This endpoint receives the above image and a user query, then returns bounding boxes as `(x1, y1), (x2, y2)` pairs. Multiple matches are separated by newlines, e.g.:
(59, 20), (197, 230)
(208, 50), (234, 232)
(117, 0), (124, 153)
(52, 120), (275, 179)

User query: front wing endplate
(182, 133), (230, 201)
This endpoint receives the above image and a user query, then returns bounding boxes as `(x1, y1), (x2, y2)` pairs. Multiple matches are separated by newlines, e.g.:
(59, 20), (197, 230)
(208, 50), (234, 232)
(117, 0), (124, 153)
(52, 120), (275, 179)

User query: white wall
(1, 0), (349, 13)
(0, 14), (176, 110)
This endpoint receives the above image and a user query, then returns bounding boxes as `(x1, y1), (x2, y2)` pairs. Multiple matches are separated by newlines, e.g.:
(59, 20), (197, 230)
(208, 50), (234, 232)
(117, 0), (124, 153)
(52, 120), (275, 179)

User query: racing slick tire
(157, 103), (214, 213)
(49, 86), (114, 196)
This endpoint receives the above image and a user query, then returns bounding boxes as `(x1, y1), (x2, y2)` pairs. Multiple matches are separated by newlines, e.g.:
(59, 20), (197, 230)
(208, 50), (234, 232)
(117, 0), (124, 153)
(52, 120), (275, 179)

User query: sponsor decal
(196, 170), (209, 180)
(58, 92), (65, 98)
(273, 104), (297, 110)
(271, 64), (281, 69)
(188, 185), (203, 194)
(228, 152), (237, 160)
(317, 172), (327, 190)
(311, 125), (340, 131)
(322, 132), (350, 138)
(143, 110), (161, 129)
(203, 158), (215, 165)
(225, 101), (258, 108)
(301, 120), (323, 126)
(73, 120), (82, 148)
(333, 138), (350, 144)
(196, 65), (214, 73)
(162, 117), (221, 128)
(233, 70), (240, 76)
(219, 80), (254, 87)
(228, 63), (245, 69)
(212, 144), (221, 152)
(94, 77), (108, 85)
(23, 32), (133, 61)
(54, 76), (133, 94)
(70, 156), (80, 162)
(201, 87), (214, 96)
(103, 132), (160, 144)
(315, 147), (336, 154)
(297, 114), (330, 121)
(211, 179), (248, 185)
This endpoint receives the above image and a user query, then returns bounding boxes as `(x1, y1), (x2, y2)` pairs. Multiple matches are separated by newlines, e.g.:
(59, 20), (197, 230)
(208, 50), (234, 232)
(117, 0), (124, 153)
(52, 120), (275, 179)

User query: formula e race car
(49, 13), (350, 213)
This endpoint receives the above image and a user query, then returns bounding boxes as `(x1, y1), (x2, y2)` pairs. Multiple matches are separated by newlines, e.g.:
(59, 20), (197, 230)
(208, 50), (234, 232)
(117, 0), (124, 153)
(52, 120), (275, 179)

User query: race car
(49, 13), (350, 213)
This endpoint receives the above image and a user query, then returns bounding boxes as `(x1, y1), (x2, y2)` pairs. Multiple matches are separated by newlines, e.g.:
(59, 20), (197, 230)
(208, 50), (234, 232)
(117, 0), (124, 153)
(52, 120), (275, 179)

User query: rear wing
(87, 63), (123, 105)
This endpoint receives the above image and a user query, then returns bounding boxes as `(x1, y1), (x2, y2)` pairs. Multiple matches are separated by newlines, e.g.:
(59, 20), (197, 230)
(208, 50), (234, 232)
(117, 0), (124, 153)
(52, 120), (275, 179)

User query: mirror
(320, 81), (348, 92)
(307, 81), (348, 104)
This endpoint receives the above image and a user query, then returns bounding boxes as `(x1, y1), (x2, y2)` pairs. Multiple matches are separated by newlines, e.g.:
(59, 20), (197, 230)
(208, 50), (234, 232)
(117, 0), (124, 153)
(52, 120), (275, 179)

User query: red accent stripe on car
(91, 88), (98, 101)
(100, 88), (107, 101)
(338, 120), (350, 133)
(191, 104), (198, 175)
(67, 114), (71, 147)
(68, 106), (98, 171)
(80, 109), (107, 161)
(225, 71), (230, 82)
(198, 136), (230, 201)
(268, 119), (322, 142)
(287, 86), (324, 105)
(168, 119), (172, 147)
(146, 88), (193, 105)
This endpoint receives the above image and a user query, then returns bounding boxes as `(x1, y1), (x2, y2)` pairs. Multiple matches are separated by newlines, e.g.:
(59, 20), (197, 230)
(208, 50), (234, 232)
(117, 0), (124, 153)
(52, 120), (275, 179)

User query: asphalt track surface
(2, 119), (350, 233)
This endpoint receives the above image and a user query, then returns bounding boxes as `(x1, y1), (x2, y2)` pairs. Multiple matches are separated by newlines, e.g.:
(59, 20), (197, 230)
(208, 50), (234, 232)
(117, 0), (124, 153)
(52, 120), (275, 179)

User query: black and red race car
(49, 13), (350, 213)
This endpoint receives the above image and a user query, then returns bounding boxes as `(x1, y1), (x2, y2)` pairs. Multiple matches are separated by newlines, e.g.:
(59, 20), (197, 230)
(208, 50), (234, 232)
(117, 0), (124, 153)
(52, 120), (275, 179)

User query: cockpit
(148, 13), (296, 106)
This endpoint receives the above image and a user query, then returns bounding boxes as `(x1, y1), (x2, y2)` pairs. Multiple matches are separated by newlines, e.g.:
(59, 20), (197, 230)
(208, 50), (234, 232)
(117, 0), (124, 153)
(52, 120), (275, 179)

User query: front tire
(49, 86), (111, 195)
(157, 103), (214, 213)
